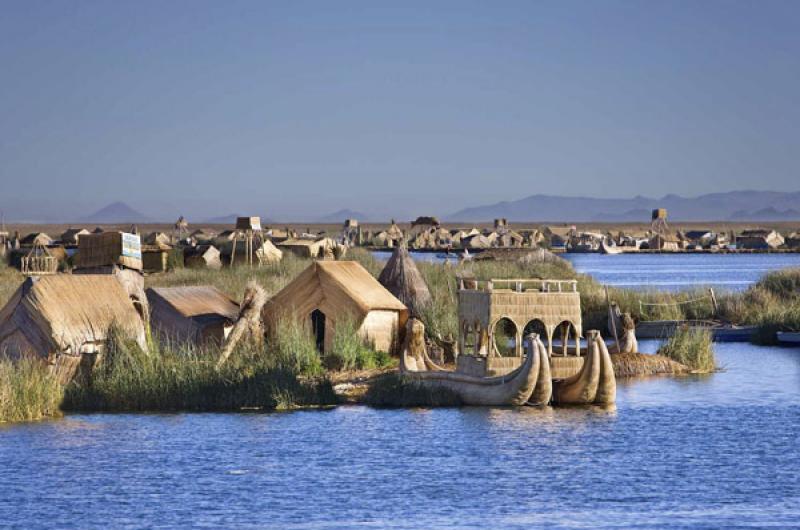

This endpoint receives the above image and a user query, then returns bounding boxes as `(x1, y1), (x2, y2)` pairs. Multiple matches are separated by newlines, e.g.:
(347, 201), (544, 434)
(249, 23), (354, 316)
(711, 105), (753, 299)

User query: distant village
(2, 209), (798, 277)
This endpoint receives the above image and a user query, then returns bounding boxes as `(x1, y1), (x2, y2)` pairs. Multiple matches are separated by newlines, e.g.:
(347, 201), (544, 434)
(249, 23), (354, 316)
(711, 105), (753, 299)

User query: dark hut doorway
(311, 309), (326, 353)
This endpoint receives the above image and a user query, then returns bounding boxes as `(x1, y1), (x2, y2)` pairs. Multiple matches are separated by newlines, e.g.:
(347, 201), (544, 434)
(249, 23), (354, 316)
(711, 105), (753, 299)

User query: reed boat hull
(552, 331), (616, 405)
(401, 325), (550, 406)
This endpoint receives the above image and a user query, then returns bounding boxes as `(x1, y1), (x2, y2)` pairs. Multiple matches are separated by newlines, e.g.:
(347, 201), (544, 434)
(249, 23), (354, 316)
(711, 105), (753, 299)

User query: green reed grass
(0, 358), (62, 423)
(268, 315), (324, 376)
(325, 315), (393, 371)
(62, 326), (336, 412)
(658, 326), (716, 372)
(0, 261), (23, 309)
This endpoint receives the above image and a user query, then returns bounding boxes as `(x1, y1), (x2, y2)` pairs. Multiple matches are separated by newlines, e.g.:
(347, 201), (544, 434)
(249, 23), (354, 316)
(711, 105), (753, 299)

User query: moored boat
(600, 240), (623, 255)
(635, 320), (756, 342)
(776, 331), (800, 345)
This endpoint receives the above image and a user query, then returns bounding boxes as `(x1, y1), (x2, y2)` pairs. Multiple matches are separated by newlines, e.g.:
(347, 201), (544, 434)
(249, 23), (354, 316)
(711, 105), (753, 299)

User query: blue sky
(1, 1), (798, 221)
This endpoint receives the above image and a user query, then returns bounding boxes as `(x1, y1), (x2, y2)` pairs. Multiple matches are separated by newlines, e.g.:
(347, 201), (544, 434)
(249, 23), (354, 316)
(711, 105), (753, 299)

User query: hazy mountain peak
(82, 202), (151, 223)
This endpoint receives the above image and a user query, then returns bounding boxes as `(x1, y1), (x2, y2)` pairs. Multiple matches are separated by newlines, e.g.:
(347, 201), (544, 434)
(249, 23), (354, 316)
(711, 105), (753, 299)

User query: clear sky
(1, 0), (799, 221)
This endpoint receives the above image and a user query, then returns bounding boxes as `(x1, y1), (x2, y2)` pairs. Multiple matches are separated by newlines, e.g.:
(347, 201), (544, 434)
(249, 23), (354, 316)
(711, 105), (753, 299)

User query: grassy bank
(0, 308), (396, 420)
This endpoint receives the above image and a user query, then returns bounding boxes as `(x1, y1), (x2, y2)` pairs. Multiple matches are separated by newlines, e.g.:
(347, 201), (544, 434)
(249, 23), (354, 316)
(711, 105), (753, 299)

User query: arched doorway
(311, 309), (326, 353)
(522, 319), (547, 352)
(492, 318), (518, 357)
(552, 320), (579, 356)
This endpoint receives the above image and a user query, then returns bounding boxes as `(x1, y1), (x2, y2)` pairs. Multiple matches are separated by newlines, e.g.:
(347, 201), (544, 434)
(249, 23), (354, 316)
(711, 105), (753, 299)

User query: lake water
(1, 342), (799, 529)
(373, 250), (800, 292)
(562, 253), (800, 292)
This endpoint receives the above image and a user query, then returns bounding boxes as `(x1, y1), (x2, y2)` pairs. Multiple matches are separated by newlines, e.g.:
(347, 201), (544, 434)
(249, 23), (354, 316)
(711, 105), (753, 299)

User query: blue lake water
(373, 250), (800, 292)
(562, 253), (800, 292)
(1, 342), (799, 529)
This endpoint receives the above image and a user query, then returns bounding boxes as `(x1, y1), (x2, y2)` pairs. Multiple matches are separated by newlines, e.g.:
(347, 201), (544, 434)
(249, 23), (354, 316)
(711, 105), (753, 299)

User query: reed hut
(263, 261), (407, 354)
(20, 232), (53, 247)
(75, 231), (142, 271)
(189, 229), (217, 244)
(647, 233), (683, 251)
(147, 286), (239, 347)
(184, 244), (222, 269)
(736, 229), (785, 250)
(785, 232), (800, 250)
(378, 245), (431, 319)
(144, 232), (172, 247)
(0, 275), (147, 382)
(59, 228), (89, 246)
(222, 239), (282, 265)
(278, 237), (337, 259)
(543, 226), (574, 249)
(73, 231), (148, 321)
(142, 244), (183, 273)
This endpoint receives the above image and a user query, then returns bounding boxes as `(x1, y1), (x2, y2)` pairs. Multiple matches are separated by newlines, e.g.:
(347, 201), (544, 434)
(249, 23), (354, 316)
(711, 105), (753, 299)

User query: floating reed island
(1, 213), (797, 422)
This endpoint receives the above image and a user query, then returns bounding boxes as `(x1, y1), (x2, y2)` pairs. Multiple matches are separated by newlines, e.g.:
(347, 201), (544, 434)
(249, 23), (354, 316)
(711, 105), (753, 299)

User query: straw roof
(378, 245), (432, 318)
(144, 232), (172, 246)
(60, 228), (89, 245)
(264, 261), (406, 323)
(0, 275), (147, 358)
(147, 286), (239, 321)
(20, 232), (53, 247)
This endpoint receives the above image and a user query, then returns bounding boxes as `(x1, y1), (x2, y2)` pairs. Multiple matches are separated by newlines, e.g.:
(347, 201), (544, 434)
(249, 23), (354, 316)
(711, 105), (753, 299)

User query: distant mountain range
(4, 191), (800, 225)
(446, 191), (800, 222)
(314, 209), (369, 223)
(81, 202), (152, 224)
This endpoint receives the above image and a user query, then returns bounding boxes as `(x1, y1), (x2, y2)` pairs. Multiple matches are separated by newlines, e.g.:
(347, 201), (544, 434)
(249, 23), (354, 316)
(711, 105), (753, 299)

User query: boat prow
(400, 319), (548, 406)
(553, 330), (616, 405)
(600, 240), (623, 255)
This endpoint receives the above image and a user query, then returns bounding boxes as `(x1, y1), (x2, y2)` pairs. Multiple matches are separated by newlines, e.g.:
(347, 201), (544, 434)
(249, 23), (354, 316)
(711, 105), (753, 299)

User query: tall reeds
(62, 325), (336, 412)
(0, 358), (62, 422)
(658, 326), (716, 373)
(325, 315), (392, 371)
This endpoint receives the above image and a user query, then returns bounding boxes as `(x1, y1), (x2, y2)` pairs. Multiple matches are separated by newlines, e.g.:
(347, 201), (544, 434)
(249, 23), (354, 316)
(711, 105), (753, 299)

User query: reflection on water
(1, 343), (799, 529)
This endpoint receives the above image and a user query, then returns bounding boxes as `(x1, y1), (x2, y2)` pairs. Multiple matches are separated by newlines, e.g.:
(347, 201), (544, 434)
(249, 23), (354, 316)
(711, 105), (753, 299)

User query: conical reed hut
(378, 244), (432, 319)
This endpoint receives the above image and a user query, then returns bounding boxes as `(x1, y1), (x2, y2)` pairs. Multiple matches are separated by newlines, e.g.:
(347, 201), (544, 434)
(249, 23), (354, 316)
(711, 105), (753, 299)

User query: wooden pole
(709, 287), (719, 317)
(606, 285), (621, 354)
(230, 232), (238, 268)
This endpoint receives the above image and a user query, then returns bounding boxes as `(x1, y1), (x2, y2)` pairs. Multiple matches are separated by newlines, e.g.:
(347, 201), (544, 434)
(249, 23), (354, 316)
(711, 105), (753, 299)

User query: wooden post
(606, 285), (621, 354)
(229, 232), (238, 268)
(709, 287), (719, 316)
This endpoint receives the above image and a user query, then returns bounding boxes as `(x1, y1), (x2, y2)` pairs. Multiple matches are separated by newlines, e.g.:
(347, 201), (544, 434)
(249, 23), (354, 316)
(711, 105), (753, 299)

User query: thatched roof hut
(20, 232), (53, 247)
(141, 242), (174, 273)
(378, 245), (432, 319)
(0, 275), (147, 382)
(144, 232), (172, 247)
(147, 286), (239, 347)
(221, 239), (282, 265)
(184, 244), (222, 269)
(263, 261), (407, 354)
(277, 237), (337, 259)
(75, 231), (143, 271)
(60, 228), (89, 246)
